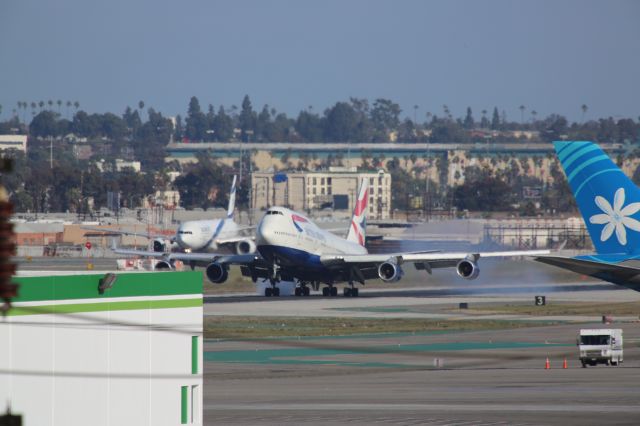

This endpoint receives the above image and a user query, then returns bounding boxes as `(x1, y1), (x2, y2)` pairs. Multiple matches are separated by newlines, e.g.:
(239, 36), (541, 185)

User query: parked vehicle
(578, 329), (623, 367)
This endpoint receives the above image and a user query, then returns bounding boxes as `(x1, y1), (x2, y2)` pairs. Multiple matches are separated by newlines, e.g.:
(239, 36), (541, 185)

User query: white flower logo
(590, 187), (640, 245)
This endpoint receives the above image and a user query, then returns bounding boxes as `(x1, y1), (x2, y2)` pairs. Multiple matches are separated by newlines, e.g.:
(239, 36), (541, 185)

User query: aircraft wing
(321, 249), (550, 269)
(113, 244), (258, 264)
(534, 255), (640, 291)
(214, 236), (255, 245)
(82, 226), (169, 240)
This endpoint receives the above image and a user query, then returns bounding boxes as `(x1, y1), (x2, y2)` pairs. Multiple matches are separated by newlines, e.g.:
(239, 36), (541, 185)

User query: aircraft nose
(257, 216), (275, 246)
(176, 226), (191, 248)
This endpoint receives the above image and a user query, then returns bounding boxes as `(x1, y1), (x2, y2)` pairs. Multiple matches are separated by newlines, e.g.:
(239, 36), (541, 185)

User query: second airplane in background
(95, 175), (256, 255)
(152, 178), (549, 296)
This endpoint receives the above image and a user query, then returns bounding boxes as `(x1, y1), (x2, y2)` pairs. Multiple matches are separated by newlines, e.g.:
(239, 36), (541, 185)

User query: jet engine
(456, 257), (480, 280)
(153, 260), (173, 271)
(206, 262), (229, 284)
(235, 239), (256, 255)
(153, 238), (166, 252)
(378, 260), (404, 282)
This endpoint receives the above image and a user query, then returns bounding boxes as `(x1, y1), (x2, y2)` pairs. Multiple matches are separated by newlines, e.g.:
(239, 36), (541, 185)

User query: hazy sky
(1, 0), (638, 122)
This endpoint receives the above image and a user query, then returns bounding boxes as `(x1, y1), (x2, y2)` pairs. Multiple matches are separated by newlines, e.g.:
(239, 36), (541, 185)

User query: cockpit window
(266, 210), (284, 215)
(178, 230), (193, 234)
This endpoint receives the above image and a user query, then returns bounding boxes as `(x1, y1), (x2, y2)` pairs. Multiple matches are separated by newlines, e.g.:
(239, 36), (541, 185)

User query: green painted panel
(13, 271), (202, 302)
(191, 336), (198, 374)
(8, 298), (202, 316)
(181, 386), (188, 424)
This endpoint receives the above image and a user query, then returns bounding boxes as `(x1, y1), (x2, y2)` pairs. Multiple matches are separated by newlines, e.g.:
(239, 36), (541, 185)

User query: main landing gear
(294, 281), (311, 297)
(343, 286), (359, 297)
(322, 286), (338, 297)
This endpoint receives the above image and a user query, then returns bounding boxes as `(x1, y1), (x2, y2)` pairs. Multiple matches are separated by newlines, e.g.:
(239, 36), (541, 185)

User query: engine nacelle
(153, 239), (166, 252)
(456, 258), (480, 280)
(235, 239), (256, 254)
(153, 260), (173, 271)
(378, 260), (404, 282)
(206, 262), (229, 284)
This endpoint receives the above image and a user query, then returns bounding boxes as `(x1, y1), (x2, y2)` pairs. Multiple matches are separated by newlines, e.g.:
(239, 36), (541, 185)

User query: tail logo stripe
(574, 169), (624, 198)
(555, 141), (575, 157)
(562, 144), (601, 170)
(557, 142), (583, 162)
(567, 155), (610, 182)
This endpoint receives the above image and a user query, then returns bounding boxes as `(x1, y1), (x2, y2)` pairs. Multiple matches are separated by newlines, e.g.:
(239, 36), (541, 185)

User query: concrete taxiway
(204, 283), (640, 425)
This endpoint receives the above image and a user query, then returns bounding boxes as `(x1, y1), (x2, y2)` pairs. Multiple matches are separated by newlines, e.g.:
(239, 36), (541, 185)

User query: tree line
(1, 95), (640, 215)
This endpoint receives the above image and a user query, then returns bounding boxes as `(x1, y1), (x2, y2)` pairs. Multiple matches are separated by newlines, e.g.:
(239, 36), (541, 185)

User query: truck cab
(578, 329), (623, 367)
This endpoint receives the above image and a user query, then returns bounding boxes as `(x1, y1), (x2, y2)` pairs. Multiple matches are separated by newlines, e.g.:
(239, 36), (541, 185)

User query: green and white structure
(0, 271), (203, 425)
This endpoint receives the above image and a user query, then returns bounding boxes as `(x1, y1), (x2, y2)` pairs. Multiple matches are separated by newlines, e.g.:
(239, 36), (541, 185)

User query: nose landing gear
(264, 261), (281, 297)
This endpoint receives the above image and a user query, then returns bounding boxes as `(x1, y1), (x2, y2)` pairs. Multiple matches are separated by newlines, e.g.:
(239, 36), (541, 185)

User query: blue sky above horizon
(1, 0), (639, 123)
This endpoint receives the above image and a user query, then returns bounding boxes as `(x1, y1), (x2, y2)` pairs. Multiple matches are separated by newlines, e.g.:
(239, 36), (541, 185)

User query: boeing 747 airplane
(136, 178), (548, 296)
(535, 141), (640, 292)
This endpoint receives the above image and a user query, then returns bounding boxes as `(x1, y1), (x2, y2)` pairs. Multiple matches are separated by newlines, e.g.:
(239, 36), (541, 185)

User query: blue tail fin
(554, 141), (640, 255)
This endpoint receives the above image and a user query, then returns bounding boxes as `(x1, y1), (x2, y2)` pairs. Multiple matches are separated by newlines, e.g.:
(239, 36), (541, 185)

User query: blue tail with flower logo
(554, 141), (640, 255)
(534, 142), (640, 292)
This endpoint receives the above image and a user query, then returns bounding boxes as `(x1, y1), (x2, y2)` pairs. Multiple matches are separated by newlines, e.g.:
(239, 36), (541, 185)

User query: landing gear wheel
(265, 287), (273, 297)
(322, 287), (329, 297)
(273, 287), (280, 297)
(352, 288), (359, 297)
(303, 286), (310, 296)
(581, 361), (586, 368)
(294, 288), (301, 297)
(330, 287), (337, 297)
(344, 287), (352, 297)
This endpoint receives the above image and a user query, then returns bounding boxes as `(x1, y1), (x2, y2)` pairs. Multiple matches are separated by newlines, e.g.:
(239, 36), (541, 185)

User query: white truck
(578, 329), (623, 367)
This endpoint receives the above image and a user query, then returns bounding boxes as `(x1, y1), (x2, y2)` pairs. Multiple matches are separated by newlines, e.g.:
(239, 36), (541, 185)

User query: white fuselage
(256, 207), (366, 267)
(176, 219), (239, 251)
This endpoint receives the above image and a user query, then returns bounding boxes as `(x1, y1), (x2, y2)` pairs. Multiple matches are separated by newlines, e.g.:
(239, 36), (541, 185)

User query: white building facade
(251, 168), (392, 219)
(0, 270), (203, 426)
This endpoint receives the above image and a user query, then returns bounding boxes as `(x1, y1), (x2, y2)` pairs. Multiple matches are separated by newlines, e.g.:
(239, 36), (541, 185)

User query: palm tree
(22, 101), (27, 122)
(0, 104), (2, 118)
(57, 100), (62, 113)
(74, 101), (79, 112)
(48, 100), (53, 110)
(39, 100), (45, 110)
(30, 102), (37, 117)
(519, 105), (526, 124)
(66, 101), (72, 118)
(581, 104), (588, 123)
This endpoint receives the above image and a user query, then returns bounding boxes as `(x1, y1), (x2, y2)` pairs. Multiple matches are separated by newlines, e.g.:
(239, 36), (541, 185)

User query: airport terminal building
(251, 167), (392, 219)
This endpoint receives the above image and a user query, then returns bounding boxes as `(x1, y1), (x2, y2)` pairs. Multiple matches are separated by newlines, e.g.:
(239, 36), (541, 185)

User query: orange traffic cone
(563, 358), (567, 369)
(545, 357), (550, 369)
